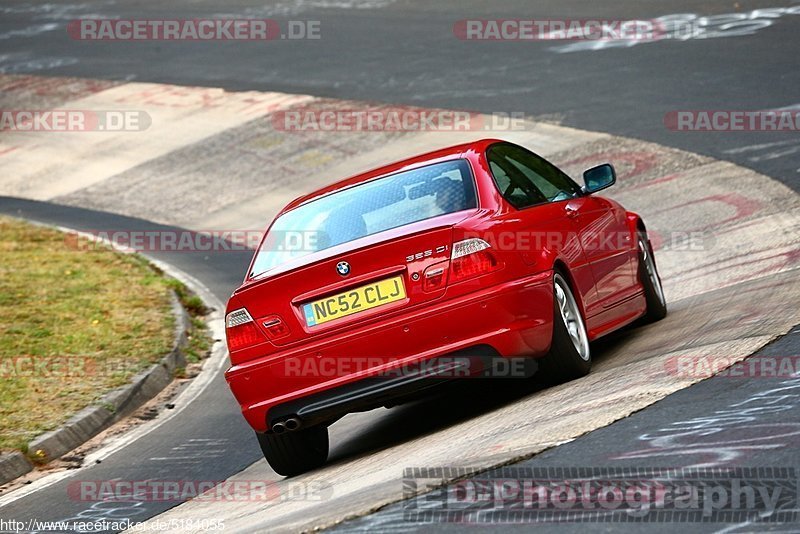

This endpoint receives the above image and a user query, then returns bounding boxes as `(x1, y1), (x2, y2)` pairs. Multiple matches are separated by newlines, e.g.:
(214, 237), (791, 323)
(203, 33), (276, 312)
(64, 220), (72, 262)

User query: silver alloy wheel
(639, 238), (666, 307)
(554, 274), (590, 361)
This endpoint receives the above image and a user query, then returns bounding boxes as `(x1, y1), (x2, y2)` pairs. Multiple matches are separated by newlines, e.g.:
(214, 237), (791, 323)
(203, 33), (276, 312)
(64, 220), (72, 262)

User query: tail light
(225, 308), (266, 351)
(450, 238), (500, 283)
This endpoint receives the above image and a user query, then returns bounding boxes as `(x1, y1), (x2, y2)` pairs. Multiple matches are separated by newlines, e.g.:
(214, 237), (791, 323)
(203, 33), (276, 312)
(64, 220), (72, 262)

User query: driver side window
(487, 144), (581, 209)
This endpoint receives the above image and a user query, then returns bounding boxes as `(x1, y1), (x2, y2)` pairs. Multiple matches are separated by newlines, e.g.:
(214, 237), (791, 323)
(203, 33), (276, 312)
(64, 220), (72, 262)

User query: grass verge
(0, 216), (212, 456)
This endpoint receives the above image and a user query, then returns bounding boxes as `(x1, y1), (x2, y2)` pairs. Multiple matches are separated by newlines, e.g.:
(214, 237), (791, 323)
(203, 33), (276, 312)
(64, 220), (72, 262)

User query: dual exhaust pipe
(271, 417), (302, 434)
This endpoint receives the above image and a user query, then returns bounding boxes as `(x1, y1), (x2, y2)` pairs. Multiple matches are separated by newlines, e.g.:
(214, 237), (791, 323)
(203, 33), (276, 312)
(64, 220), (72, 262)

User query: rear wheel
(256, 424), (329, 477)
(637, 231), (667, 323)
(538, 272), (591, 383)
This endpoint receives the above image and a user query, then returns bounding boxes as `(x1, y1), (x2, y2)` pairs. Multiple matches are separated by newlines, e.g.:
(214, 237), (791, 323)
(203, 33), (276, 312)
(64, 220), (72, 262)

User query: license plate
(302, 275), (406, 326)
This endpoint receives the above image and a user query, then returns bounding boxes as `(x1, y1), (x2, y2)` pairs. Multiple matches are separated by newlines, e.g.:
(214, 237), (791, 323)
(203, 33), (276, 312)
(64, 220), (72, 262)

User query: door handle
(565, 206), (579, 219)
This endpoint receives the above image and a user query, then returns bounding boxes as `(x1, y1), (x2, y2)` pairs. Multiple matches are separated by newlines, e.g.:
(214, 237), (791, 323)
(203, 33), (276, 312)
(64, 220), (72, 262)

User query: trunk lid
(234, 211), (472, 346)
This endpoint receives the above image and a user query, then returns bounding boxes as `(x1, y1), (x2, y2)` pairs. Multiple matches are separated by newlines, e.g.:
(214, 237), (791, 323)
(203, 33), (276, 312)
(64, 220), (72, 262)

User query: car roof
(281, 138), (505, 213)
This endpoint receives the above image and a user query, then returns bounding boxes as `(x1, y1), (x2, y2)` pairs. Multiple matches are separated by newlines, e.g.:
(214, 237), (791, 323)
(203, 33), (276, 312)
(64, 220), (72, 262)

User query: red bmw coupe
(224, 139), (666, 476)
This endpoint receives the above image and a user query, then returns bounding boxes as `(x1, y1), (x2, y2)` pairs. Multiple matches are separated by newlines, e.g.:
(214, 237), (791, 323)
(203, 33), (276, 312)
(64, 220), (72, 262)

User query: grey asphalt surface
(1, 0), (799, 532)
(1, 197), (797, 533)
(334, 328), (800, 533)
(1, 0), (799, 190)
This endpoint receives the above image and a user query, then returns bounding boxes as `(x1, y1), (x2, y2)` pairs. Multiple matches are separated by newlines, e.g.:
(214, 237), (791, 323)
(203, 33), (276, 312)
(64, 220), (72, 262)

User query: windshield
(250, 159), (477, 278)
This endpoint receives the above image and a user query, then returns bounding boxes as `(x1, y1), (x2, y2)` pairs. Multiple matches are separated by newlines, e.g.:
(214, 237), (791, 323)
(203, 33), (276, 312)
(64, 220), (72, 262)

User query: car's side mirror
(582, 163), (616, 194)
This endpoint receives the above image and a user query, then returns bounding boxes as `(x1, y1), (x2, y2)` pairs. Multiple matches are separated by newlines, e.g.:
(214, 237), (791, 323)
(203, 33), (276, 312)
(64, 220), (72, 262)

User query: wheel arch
(627, 211), (647, 236)
(551, 259), (588, 321)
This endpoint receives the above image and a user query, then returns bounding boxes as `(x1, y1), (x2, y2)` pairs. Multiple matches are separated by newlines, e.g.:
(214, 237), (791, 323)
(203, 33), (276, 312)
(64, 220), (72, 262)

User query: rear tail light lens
(450, 238), (500, 283)
(226, 309), (252, 327)
(225, 308), (266, 351)
(452, 238), (491, 259)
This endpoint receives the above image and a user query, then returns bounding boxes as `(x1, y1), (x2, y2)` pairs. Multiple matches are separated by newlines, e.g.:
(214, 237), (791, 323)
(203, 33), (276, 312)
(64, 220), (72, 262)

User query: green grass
(184, 317), (212, 364)
(0, 216), (209, 455)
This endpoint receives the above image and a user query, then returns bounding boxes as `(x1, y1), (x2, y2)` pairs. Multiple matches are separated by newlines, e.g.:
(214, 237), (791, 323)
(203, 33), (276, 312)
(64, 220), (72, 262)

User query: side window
(487, 144), (581, 209)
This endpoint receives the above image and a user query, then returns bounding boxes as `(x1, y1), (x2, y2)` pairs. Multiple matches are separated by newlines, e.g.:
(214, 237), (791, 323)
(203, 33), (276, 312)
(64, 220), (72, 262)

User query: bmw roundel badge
(336, 261), (351, 276)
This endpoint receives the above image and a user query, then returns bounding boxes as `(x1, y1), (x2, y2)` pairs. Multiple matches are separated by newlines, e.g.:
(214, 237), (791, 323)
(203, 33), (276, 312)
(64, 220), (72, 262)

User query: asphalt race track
(2, 0), (799, 189)
(335, 327), (800, 534)
(0, 0), (799, 532)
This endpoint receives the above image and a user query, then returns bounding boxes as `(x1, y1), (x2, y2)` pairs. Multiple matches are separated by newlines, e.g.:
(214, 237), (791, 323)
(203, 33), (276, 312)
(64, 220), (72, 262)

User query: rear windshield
(250, 159), (477, 278)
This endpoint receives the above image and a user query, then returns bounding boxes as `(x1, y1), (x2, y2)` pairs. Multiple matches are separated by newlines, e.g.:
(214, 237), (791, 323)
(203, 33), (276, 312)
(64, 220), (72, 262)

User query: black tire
(637, 230), (667, 323)
(537, 272), (591, 384)
(256, 424), (329, 477)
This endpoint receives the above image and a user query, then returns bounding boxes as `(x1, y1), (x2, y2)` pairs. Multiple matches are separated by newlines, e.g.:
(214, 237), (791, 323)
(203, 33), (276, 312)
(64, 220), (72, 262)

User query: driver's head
(433, 179), (465, 213)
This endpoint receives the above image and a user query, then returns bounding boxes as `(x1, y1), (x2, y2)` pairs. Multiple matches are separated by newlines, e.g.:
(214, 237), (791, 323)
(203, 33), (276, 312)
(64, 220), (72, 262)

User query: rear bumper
(226, 271), (554, 432)
(266, 346), (537, 430)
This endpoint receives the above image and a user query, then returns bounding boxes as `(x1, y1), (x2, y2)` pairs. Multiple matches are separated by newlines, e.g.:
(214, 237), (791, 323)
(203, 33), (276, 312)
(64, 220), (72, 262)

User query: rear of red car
(225, 147), (554, 430)
(223, 144), (557, 475)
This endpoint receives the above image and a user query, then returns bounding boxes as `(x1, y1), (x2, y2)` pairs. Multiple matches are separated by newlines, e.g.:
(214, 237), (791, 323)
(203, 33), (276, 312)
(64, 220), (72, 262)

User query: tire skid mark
(649, 193), (762, 231)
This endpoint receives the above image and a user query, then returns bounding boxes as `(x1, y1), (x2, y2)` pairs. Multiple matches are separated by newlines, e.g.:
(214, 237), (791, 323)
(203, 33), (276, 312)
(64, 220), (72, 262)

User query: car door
(486, 143), (639, 317)
(562, 193), (637, 313)
(485, 143), (599, 312)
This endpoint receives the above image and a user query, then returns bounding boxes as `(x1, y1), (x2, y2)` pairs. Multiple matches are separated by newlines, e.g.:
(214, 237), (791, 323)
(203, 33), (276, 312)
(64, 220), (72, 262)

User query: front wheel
(256, 424), (329, 477)
(538, 272), (591, 384)
(637, 231), (667, 323)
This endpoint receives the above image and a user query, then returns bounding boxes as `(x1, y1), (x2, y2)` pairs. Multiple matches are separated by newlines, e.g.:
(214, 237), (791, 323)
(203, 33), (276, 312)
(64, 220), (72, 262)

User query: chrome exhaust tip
(284, 417), (301, 431)
(272, 421), (286, 434)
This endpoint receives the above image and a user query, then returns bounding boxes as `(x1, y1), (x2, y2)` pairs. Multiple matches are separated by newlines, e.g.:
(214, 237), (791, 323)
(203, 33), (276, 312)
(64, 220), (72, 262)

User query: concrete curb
(0, 452), (32, 485)
(0, 293), (190, 486)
